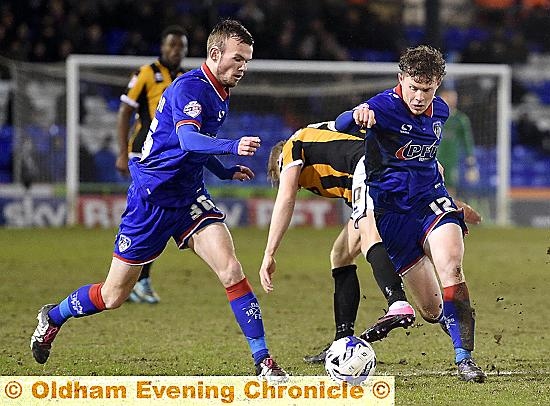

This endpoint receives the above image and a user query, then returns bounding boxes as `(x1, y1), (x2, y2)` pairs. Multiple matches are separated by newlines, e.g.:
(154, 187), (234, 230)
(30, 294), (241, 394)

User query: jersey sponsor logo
(118, 234), (132, 252)
(433, 121), (442, 139)
(395, 140), (438, 161)
(400, 124), (412, 134)
(218, 110), (225, 121)
(183, 100), (202, 118)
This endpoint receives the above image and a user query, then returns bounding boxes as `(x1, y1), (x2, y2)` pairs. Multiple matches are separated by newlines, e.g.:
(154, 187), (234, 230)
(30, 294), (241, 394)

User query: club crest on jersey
(433, 121), (442, 139)
(183, 100), (202, 118)
(118, 234), (131, 252)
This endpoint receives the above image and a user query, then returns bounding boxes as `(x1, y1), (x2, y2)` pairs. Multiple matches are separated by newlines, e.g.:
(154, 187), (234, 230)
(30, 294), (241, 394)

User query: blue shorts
(113, 184), (225, 265)
(375, 197), (468, 275)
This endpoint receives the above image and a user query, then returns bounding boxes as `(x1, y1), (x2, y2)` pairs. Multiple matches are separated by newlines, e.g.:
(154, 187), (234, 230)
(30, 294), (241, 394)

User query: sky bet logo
(395, 140), (437, 161)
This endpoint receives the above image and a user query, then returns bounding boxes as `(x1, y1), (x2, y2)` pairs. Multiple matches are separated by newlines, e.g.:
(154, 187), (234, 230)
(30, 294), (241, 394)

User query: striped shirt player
(261, 122), (414, 363)
(121, 59), (185, 156)
(31, 20), (287, 381)
(335, 45), (486, 382)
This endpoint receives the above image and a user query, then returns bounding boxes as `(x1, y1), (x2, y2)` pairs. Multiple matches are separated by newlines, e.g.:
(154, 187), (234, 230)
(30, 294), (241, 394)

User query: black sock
(366, 242), (407, 306)
(139, 262), (153, 281)
(332, 265), (360, 340)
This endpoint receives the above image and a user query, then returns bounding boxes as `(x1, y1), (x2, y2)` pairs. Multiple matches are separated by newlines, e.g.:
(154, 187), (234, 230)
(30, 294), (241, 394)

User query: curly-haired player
(335, 45), (486, 383)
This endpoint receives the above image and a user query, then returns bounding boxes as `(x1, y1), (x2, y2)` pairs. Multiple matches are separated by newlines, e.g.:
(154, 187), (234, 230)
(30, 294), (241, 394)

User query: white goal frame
(66, 55), (512, 225)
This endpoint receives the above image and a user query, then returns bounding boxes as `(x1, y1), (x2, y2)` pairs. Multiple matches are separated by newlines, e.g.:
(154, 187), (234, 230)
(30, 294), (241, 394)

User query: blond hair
(267, 140), (286, 186)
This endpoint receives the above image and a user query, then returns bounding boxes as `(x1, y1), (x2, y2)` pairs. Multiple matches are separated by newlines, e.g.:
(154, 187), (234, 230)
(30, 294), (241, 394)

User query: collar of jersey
(201, 63), (229, 101)
(393, 84), (433, 117)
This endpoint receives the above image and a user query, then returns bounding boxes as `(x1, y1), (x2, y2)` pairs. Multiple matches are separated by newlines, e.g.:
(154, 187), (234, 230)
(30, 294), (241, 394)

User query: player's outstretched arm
(259, 165), (300, 293)
(205, 157), (255, 181)
(335, 104), (376, 132)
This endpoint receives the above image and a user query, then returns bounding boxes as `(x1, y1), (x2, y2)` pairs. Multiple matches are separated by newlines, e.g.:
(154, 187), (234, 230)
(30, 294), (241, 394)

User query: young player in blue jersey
(116, 25), (189, 304)
(335, 45), (486, 383)
(30, 19), (287, 381)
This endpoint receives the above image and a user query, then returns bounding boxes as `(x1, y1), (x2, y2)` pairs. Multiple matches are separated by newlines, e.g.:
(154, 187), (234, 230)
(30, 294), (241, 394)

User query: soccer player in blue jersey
(30, 19), (287, 381)
(335, 45), (486, 383)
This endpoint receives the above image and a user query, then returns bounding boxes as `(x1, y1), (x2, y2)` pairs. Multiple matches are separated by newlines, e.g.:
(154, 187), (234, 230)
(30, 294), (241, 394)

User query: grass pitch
(1, 226), (549, 405)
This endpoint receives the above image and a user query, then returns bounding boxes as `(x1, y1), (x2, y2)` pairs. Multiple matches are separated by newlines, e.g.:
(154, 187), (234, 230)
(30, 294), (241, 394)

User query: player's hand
(259, 254), (276, 293)
(232, 165), (255, 181)
(238, 136), (261, 156)
(455, 199), (482, 225)
(353, 104), (376, 128)
(115, 154), (130, 176)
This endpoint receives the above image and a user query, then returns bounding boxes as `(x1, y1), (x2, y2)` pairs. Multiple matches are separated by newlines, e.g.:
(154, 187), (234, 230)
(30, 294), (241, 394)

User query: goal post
(65, 55), (512, 225)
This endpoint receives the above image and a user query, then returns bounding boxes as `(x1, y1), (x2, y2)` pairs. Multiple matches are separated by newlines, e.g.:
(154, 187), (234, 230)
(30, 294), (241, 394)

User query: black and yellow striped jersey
(120, 59), (185, 153)
(280, 122), (365, 206)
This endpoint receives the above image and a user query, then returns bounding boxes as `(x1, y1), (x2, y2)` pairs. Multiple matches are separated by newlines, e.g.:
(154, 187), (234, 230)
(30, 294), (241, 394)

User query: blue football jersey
(128, 63), (230, 207)
(364, 85), (450, 212)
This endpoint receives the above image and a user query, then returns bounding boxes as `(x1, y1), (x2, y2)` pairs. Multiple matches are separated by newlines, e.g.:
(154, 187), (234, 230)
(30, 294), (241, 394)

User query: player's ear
(209, 46), (220, 62)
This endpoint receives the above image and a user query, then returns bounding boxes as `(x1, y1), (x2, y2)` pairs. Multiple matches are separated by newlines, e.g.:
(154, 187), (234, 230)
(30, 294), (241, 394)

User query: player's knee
(218, 258), (244, 286)
(330, 249), (354, 268)
(418, 306), (442, 323)
(101, 287), (127, 309)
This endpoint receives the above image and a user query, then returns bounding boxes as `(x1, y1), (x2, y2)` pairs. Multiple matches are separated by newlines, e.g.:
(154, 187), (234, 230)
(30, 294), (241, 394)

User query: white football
(325, 336), (376, 385)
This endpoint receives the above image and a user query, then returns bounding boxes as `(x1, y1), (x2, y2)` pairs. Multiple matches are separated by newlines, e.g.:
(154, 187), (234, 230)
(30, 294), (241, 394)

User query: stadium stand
(0, 0), (549, 190)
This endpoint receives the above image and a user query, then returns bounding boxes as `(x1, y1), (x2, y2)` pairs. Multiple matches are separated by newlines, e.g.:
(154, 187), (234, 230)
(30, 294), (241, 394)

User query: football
(325, 336), (376, 385)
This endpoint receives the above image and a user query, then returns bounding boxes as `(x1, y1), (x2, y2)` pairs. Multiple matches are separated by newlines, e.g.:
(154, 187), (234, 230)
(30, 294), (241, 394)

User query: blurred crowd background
(0, 0), (549, 64)
(0, 0), (549, 191)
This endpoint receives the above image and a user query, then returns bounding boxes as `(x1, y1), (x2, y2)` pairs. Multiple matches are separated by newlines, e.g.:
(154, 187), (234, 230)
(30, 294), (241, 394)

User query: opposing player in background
(335, 45), (486, 382)
(437, 88), (479, 197)
(31, 19), (288, 381)
(116, 25), (188, 304)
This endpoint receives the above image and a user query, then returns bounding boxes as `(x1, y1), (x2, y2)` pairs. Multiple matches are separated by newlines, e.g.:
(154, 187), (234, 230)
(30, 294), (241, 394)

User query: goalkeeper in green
(437, 89), (479, 196)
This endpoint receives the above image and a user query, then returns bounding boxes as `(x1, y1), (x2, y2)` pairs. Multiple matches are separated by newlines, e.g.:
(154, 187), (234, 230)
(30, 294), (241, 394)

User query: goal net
(4, 56), (511, 225)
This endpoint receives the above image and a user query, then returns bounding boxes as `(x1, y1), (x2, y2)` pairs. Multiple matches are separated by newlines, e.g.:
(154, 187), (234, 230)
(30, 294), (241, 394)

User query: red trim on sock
(443, 282), (470, 301)
(225, 278), (252, 301)
(89, 283), (106, 310)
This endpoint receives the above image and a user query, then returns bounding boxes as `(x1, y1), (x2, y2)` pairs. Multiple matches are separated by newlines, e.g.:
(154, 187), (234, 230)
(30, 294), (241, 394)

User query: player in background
(260, 122), (482, 364)
(116, 25), (188, 304)
(335, 45), (486, 382)
(437, 88), (479, 197)
(31, 19), (288, 381)
(261, 122), (415, 364)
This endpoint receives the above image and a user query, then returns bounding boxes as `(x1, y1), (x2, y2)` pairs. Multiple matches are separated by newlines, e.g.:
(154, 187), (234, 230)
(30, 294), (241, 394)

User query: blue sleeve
(177, 125), (239, 155)
(205, 156), (239, 180)
(335, 110), (361, 133)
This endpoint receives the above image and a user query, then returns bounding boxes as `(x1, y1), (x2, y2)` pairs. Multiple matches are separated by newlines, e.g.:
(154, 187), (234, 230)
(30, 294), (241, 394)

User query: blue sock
(48, 284), (105, 326)
(226, 279), (269, 365)
(455, 348), (471, 364)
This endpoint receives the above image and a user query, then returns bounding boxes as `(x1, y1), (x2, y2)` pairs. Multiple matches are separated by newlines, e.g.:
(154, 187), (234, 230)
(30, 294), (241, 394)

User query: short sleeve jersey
(128, 63), (230, 208)
(280, 123), (364, 206)
(364, 84), (450, 212)
(121, 60), (185, 153)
